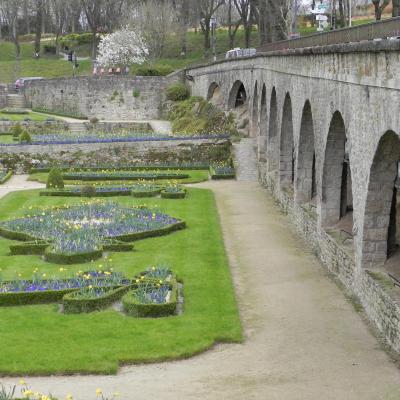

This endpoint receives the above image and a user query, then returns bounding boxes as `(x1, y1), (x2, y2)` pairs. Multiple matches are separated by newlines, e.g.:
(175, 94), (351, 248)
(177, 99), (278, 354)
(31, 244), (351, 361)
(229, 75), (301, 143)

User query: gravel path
(0, 174), (44, 199)
(1, 181), (399, 399)
(233, 138), (258, 181)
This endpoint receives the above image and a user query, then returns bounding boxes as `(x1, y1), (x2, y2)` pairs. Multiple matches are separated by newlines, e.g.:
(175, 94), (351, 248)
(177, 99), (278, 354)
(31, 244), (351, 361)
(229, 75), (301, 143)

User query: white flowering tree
(96, 28), (149, 67)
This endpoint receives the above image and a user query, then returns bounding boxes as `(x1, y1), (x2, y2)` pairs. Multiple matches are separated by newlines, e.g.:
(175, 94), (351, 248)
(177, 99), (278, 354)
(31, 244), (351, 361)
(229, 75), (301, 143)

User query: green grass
(0, 135), (14, 144)
(0, 111), (54, 122)
(29, 170), (210, 185)
(0, 188), (242, 375)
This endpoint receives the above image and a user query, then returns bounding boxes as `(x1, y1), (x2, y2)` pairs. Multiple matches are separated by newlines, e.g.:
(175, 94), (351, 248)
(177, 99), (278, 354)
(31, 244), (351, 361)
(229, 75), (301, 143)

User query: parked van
(15, 77), (43, 90)
(225, 48), (256, 59)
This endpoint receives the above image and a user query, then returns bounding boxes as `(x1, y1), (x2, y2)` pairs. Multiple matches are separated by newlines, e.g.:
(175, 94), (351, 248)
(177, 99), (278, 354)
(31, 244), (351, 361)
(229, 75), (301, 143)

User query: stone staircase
(233, 138), (258, 181)
(6, 94), (26, 109)
(68, 122), (86, 134)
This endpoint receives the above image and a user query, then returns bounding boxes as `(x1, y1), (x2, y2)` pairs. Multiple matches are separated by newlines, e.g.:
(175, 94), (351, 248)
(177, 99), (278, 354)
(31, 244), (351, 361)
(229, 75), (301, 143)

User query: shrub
(11, 123), (23, 138)
(89, 117), (99, 124)
(19, 130), (32, 143)
(80, 185), (97, 197)
(166, 83), (190, 101)
(136, 64), (174, 76)
(132, 90), (140, 98)
(43, 44), (56, 54)
(46, 168), (64, 189)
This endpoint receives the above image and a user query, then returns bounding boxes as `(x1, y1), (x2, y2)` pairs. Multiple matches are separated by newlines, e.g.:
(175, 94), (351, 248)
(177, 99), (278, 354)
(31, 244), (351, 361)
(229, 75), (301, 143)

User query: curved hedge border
(44, 249), (103, 265)
(122, 281), (178, 318)
(160, 190), (186, 199)
(0, 226), (38, 242)
(63, 285), (133, 314)
(0, 171), (12, 184)
(9, 240), (49, 255)
(114, 221), (185, 242)
(0, 287), (78, 307)
(102, 239), (134, 252)
(40, 189), (132, 197)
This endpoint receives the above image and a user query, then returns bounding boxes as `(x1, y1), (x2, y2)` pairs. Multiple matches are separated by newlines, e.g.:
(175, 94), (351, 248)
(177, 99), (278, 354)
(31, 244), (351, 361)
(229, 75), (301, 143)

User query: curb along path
(1, 181), (399, 399)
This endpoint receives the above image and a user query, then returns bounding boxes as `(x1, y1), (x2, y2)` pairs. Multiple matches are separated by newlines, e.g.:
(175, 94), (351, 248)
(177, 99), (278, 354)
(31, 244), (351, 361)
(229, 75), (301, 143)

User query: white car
(15, 77), (44, 90)
(225, 48), (256, 59)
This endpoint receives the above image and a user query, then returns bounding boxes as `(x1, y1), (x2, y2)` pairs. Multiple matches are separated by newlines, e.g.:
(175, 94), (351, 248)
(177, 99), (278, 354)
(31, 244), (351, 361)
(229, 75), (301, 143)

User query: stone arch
(228, 80), (247, 109)
(320, 111), (352, 228)
(267, 87), (278, 171)
(362, 130), (400, 268)
(207, 82), (221, 101)
(279, 93), (294, 188)
(296, 100), (316, 203)
(251, 82), (259, 137)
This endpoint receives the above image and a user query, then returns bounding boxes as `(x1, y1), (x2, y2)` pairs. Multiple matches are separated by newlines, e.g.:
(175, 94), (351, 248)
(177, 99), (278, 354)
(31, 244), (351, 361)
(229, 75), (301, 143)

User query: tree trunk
(393, 0), (400, 17)
(244, 22), (251, 48)
(204, 26), (210, 50)
(91, 30), (97, 59)
(34, 0), (43, 56)
(338, 0), (345, 27)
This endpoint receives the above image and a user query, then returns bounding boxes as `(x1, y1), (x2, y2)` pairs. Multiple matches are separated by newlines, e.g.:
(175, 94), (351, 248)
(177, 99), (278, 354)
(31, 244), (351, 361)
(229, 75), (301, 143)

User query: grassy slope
(0, 187), (242, 375)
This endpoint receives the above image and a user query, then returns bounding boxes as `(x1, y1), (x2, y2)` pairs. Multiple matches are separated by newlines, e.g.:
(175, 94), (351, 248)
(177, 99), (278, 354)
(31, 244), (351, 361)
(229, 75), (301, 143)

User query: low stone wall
(259, 163), (400, 354)
(0, 85), (6, 108)
(24, 75), (181, 120)
(0, 138), (231, 173)
(83, 121), (152, 133)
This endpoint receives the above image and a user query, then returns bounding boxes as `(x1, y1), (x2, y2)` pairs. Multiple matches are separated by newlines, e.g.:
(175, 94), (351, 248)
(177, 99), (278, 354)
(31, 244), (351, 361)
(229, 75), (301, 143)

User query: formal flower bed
(0, 269), (130, 306)
(210, 162), (236, 179)
(131, 181), (161, 197)
(0, 201), (185, 263)
(62, 171), (190, 181)
(161, 182), (186, 199)
(0, 265), (179, 317)
(0, 170), (12, 184)
(40, 186), (133, 197)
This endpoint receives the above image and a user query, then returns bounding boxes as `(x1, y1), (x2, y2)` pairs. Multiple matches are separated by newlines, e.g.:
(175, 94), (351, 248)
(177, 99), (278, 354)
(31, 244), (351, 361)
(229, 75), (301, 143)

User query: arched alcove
(267, 87), (278, 171)
(362, 131), (400, 270)
(296, 101), (316, 203)
(321, 111), (353, 230)
(228, 80), (247, 109)
(279, 93), (294, 188)
(251, 82), (259, 137)
(207, 82), (221, 101)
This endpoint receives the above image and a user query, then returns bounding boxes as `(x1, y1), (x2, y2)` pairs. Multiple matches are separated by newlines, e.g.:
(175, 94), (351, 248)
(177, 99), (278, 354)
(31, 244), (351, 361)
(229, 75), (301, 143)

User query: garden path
(1, 181), (400, 399)
(0, 174), (44, 199)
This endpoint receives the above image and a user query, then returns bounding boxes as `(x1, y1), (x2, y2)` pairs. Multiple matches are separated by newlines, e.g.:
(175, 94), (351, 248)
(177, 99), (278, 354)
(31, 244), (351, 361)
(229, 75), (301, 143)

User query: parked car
(225, 48), (256, 59)
(15, 77), (44, 90)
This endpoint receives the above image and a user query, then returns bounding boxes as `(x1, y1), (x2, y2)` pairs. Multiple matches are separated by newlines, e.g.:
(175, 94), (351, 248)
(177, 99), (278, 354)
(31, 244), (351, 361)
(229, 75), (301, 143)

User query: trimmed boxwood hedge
(0, 287), (78, 307)
(122, 281), (178, 318)
(102, 239), (134, 252)
(0, 226), (37, 241)
(44, 249), (103, 264)
(209, 167), (236, 180)
(160, 190), (186, 199)
(63, 285), (133, 314)
(40, 189), (132, 197)
(9, 240), (49, 255)
(0, 171), (12, 184)
(131, 188), (161, 198)
(114, 221), (185, 242)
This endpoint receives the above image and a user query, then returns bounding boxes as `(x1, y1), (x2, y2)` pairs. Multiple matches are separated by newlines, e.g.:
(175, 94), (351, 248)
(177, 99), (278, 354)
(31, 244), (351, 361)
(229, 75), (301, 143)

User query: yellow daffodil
(19, 379), (26, 385)
(23, 389), (33, 397)
(95, 388), (102, 396)
(66, 395), (73, 400)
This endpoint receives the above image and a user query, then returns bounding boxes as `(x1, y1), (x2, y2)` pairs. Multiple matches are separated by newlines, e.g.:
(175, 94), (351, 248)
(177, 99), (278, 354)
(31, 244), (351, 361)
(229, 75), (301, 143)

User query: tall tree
(0, 0), (23, 58)
(371, 0), (390, 20)
(51, 0), (67, 55)
(81, 0), (104, 58)
(196, 0), (225, 52)
(33, 0), (43, 56)
(233, 0), (253, 48)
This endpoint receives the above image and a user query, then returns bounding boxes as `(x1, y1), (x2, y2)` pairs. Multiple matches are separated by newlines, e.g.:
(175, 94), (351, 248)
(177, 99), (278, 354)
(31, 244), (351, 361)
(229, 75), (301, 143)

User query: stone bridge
(186, 40), (400, 353)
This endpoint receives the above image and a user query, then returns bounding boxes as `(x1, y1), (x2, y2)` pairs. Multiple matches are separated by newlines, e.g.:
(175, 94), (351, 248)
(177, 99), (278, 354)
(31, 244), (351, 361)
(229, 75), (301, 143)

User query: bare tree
(233, 0), (253, 48)
(51, 0), (67, 55)
(371, 0), (390, 20)
(33, 0), (43, 56)
(135, 0), (175, 59)
(81, 0), (105, 58)
(196, 0), (225, 52)
(0, 0), (23, 58)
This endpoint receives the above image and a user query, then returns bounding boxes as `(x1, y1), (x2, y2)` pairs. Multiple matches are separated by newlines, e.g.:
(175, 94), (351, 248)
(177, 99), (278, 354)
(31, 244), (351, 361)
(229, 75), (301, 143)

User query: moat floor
(2, 181), (400, 399)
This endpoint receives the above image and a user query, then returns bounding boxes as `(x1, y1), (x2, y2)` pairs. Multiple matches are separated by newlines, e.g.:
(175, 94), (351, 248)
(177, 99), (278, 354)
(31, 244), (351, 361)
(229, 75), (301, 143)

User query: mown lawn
(29, 170), (210, 185)
(0, 111), (54, 122)
(0, 187), (242, 375)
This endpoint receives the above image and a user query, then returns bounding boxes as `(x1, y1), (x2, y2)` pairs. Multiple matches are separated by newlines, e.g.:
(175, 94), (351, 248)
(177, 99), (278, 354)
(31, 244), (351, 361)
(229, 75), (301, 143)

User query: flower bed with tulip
(62, 171), (190, 181)
(0, 201), (185, 263)
(161, 183), (186, 199)
(210, 163), (236, 180)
